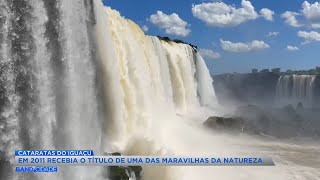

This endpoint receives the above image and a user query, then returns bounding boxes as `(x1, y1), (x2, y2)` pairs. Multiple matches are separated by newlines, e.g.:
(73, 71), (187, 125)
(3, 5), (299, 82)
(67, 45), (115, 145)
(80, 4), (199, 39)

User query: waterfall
(275, 75), (316, 107)
(0, 0), (218, 179)
(195, 53), (218, 108)
(1, 0), (103, 179)
(93, 4), (218, 146)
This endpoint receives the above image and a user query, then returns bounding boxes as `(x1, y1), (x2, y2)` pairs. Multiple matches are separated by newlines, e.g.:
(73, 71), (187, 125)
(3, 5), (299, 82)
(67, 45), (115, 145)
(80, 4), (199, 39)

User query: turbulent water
(275, 75), (316, 107)
(0, 0), (320, 180)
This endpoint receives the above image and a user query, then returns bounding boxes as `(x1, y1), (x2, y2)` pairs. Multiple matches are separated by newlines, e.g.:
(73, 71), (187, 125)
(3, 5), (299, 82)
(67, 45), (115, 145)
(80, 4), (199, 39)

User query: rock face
(296, 102), (304, 112)
(204, 105), (273, 135)
(104, 152), (143, 180)
(0, 151), (13, 180)
(213, 73), (279, 106)
(203, 116), (244, 132)
(204, 104), (320, 139)
(234, 105), (272, 134)
(203, 115), (260, 135)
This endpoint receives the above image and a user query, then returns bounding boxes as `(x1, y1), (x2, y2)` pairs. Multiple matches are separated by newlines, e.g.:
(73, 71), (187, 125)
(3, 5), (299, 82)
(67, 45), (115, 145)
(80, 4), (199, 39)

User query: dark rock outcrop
(296, 102), (304, 112)
(204, 115), (261, 135)
(204, 104), (319, 139)
(104, 152), (142, 180)
(234, 105), (272, 134)
(204, 116), (244, 132)
(0, 151), (13, 180)
(108, 166), (135, 180)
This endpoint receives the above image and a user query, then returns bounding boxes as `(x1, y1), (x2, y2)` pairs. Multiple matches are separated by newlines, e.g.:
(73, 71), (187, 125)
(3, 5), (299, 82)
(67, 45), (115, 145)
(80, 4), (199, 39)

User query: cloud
(149, 11), (191, 37)
(142, 25), (149, 32)
(220, 39), (270, 52)
(287, 46), (300, 51)
(297, 31), (320, 44)
(191, 0), (259, 27)
(281, 11), (303, 27)
(199, 49), (221, 60)
(260, 8), (275, 21)
(267, 32), (279, 37)
(281, 1), (320, 28)
(302, 1), (320, 28)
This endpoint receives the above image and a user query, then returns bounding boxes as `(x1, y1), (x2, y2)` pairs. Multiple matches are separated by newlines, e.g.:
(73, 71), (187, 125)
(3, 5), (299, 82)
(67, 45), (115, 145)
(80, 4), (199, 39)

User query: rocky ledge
(105, 152), (143, 180)
(204, 104), (320, 138)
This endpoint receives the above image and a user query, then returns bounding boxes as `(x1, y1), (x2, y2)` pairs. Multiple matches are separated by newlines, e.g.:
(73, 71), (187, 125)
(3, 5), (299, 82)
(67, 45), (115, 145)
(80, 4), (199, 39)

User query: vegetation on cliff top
(156, 36), (197, 50)
(216, 67), (320, 76)
(250, 67), (320, 76)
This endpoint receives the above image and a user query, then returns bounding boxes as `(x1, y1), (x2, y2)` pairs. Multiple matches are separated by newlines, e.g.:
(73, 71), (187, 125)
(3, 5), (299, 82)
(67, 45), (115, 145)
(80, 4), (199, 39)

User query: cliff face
(213, 73), (293, 106)
(214, 73), (320, 107)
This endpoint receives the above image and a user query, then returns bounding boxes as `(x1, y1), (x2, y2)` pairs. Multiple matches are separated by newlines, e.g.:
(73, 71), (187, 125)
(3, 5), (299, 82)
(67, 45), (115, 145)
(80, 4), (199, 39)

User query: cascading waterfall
(1, 1), (320, 180)
(1, 0), (104, 179)
(275, 75), (316, 107)
(93, 3), (218, 148)
(0, 0), (218, 179)
(195, 53), (217, 108)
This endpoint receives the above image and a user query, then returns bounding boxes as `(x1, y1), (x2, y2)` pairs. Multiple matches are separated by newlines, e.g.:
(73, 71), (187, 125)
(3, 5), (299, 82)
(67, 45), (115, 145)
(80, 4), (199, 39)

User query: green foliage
(248, 65), (320, 75)
(156, 36), (197, 49)
(281, 68), (320, 75)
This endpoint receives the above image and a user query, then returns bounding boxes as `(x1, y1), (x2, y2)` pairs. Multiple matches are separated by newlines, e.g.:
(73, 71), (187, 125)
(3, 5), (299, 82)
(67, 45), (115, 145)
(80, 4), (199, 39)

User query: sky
(103, 0), (320, 74)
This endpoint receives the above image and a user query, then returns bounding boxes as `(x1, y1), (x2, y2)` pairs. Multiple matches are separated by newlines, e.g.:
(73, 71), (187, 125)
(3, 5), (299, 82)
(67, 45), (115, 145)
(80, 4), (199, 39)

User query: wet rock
(282, 104), (295, 114)
(204, 116), (244, 132)
(108, 166), (134, 180)
(213, 73), (279, 106)
(104, 152), (142, 180)
(205, 105), (274, 135)
(296, 102), (304, 113)
(234, 105), (271, 133)
(106, 152), (122, 156)
(204, 104), (317, 139)
(129, 165), (142, 179)
(279, 104), (303, 122)
(0, 151), (13, 180)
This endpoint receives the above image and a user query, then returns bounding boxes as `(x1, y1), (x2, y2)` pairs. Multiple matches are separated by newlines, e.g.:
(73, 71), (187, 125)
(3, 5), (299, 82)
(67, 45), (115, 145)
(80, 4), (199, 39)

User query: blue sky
(103, 0), (320, 74)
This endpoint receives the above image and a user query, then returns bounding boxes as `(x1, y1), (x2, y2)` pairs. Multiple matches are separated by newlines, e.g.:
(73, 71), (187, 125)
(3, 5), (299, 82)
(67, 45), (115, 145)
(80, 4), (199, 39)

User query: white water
(1, 0), (320, 180)
(195, 53), (218, 108)
(94, 3), (216, 146)
(1, 0), (104, 179)
(275, 75), (316, 107)
(94, 5), (320, 180)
